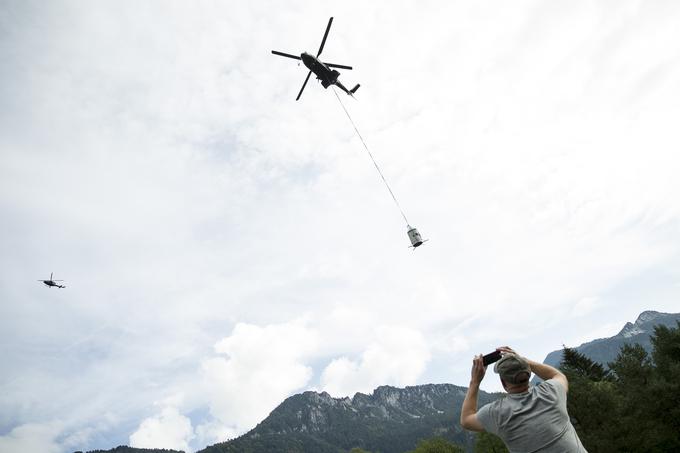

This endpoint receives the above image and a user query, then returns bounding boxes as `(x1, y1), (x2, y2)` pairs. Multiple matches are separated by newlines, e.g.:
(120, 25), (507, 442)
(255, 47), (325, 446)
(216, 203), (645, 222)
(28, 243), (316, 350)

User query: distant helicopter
(272, 17), (360, 101)
(38, 272), (66, 288)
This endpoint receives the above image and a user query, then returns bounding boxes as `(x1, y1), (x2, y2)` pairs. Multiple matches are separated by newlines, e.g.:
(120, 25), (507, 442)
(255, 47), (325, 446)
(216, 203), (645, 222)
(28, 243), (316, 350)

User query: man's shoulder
(478, 396), (507, 420)
(479, 399), (498, 413)
(532, 378), (566, 403)
(537, 378), (566, 391)
(480, 394), (510, 415)
(485, 393), (509, 406)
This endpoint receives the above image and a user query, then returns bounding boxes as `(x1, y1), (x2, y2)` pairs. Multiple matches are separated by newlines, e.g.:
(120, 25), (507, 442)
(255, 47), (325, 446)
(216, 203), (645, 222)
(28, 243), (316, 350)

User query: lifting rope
(332, 86), (410, 226)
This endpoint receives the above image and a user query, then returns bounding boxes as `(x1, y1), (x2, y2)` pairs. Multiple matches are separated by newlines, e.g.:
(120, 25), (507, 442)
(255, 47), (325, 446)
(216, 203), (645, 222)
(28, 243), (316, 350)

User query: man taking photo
(460, 346), (588, 452)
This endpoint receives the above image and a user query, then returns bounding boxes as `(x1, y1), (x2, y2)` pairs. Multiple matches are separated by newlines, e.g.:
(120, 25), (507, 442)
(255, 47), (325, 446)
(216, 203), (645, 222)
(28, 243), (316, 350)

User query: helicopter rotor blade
(296, 71), (312, 101)
(324, 62), (352, 70)
(271, 50), (302, 61)
(316, 17), (333, 57)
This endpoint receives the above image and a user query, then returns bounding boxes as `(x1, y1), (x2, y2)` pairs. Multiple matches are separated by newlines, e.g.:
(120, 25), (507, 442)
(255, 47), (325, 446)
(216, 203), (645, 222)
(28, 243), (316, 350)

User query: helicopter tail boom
(335, 80), (361, 98)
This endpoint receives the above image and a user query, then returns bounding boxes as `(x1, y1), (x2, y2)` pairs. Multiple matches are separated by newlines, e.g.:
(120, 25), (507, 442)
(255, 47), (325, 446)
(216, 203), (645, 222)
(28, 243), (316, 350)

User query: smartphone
(482, 350), (502, 366)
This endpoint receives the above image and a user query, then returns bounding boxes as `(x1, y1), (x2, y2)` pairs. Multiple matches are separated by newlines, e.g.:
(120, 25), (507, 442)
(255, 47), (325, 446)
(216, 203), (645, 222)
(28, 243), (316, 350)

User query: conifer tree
(558, 322), (680, 452)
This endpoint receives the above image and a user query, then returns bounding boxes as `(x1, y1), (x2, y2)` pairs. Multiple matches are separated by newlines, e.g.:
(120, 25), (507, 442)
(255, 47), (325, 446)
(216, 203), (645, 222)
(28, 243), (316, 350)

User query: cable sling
(332, 87), (410, 226)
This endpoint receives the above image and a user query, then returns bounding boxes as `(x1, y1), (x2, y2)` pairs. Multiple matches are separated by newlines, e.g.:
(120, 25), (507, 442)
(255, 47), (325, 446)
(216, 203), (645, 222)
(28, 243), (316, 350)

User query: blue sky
(1, 1), (680, 451)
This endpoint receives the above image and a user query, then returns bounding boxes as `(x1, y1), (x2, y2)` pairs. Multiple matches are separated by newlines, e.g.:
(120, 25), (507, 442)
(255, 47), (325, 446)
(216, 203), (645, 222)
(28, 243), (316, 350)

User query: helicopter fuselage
(42, 280), (65, 288)
(300, 52), (339, 88)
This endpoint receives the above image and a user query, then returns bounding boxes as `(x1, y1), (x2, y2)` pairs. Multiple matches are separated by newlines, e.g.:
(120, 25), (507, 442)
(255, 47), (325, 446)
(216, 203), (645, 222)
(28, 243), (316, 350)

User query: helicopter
(272, 17), (360, 101)
(38, 272), (66, 288)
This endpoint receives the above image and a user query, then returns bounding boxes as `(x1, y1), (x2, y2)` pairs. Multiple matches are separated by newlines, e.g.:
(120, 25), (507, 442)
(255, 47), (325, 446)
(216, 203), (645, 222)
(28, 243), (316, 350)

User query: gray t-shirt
(476, 379), (587, 453)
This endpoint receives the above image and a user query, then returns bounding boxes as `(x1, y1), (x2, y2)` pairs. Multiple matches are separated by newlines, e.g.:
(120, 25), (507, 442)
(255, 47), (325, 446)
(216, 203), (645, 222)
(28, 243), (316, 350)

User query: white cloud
(0, 423), (61, 453)
(194, 420), (239, 452)
(129, 406), (194, 452)
(198, 320), (317, 438)
(320, 326), (431, 397)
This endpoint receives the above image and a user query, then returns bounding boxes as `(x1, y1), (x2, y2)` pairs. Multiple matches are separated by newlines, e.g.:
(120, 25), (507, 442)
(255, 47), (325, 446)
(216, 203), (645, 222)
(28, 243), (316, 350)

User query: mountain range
(199, 384), (499, 453)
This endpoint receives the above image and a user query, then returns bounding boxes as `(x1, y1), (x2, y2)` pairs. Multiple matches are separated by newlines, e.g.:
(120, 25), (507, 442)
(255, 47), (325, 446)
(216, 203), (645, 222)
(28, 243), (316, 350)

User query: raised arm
(460, 354), (486, 432)
(527, 359), (568, 391)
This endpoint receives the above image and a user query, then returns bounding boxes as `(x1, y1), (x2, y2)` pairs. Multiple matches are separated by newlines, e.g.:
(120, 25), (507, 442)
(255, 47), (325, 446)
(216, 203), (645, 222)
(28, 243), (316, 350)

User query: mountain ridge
(198, 383), (500, 453)
(542, 310), (680, 369)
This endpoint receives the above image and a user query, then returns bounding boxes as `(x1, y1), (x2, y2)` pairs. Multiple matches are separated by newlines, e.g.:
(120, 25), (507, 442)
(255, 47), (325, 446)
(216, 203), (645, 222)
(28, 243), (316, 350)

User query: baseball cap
(494, 353), (531, 384)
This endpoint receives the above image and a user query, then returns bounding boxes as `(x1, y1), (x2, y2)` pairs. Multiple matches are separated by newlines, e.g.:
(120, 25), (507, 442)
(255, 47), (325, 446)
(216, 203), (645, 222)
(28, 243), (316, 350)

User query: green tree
(559, 323), (680, 453)
(559, 347), (620, 452)
(347, 448), (372, 453)
(560, 346), (611, 381)
(405, 437), (464, 453)
(603, 344), (657, 450)
(648, 322), (680, 451)
(474, 431), (508, 453)
(652, 322), (680, 377)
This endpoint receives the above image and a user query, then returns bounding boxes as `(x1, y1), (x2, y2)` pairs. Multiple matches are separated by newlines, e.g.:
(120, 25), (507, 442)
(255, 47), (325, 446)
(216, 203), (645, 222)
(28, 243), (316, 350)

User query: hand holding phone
(482, 350), (502, 366)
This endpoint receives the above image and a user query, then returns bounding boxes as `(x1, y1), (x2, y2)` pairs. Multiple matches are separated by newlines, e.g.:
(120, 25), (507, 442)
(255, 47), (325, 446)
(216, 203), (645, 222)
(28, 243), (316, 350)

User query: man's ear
(500, 378), (507, 391)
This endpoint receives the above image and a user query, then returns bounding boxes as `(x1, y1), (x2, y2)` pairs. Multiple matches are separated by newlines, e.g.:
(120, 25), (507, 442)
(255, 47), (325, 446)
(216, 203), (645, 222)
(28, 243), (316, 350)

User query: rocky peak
(305, 391), (335, 405)
(619, 321), (645, 338)
(618, 311), (671, 338)
(635, 310), (663, 324)
(371, 385), (401, 406)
